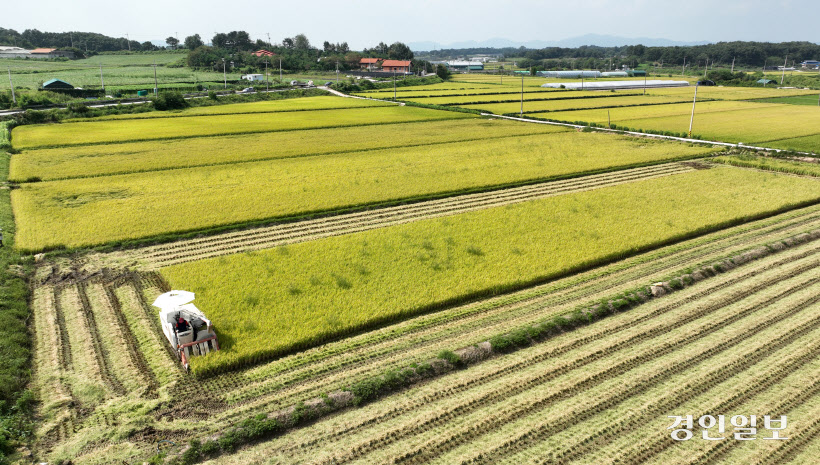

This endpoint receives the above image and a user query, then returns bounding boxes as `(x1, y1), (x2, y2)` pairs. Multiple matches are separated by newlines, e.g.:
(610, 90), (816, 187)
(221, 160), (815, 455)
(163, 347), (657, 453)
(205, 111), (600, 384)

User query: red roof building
(29, 48), (74, 58)
(252, 50), (275, 57)
(381, 60), (411, 73)
(359, 57), (380, 70)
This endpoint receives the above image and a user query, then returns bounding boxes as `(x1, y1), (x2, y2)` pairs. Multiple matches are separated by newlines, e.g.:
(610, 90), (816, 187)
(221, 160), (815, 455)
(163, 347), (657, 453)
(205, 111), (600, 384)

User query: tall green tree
(388, 42), (414, 60)
(165, 36), (179, 49)
(184, 34), (203, 50)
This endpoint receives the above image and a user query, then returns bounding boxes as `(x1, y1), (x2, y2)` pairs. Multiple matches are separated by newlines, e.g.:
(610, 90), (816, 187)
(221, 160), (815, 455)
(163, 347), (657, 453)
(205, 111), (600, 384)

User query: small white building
(241, 74), (265, 82)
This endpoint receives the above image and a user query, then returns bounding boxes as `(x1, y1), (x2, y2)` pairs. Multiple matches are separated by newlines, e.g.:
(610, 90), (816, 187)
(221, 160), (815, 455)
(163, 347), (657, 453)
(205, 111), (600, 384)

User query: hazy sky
(4, 0), (819, 49)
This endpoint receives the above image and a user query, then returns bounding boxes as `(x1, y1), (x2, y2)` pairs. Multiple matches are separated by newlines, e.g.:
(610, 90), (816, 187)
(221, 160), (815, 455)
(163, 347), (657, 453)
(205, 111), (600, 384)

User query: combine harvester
(153, 290), (219, 370)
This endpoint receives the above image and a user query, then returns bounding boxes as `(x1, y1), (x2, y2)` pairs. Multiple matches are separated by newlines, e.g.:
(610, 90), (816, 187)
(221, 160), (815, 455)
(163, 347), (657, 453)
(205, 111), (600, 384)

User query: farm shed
(757, 79), (777, 86)
(42, 78), (74, 90)
(626, 70), (647, 77)
(446, 61), (484, 71)
(382, 60), (411, 73)
(538, 70), (602, 78)
(601, 71), (628, 77)
(241, 74), (264, 82)
(30, 48), (75, 59)
(0, 46), (30, 58)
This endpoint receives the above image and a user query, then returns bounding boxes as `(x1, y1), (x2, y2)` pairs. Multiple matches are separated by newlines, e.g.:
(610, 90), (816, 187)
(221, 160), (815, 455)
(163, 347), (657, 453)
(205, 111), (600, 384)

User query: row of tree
(185, 31), (417, 74)
(1, 27), (151, 53)
(515, 41), (820, 69)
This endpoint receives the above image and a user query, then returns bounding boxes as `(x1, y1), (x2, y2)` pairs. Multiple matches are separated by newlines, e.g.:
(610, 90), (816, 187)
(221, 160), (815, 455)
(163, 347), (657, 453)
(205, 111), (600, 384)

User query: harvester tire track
(101, 280), (160, 397)
(76, 282), (127, 396)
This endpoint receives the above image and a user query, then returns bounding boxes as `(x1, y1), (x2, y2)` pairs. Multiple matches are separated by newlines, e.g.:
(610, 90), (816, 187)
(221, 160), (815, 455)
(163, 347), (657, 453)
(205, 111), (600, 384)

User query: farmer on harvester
(176, 316), (189, 333)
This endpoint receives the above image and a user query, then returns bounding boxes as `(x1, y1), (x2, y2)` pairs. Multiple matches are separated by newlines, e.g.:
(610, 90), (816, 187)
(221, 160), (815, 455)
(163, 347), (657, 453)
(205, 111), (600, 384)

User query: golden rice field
(11, 131), (715, 251)
(542, 101), (820, 147)
(11, 104), (469, 149)
(646, 85), (820, 100)
(10, 119), (567, 181)
(159, 165), (820, 374)
(70, 95), (394, 121)
(355, 82), (500, 93)
(765, 134), (820, 153)
(460, 94), (696, 114)
(403, 90), (646, 106)
(354, 86), (561, 99)
(527, 99), (777, 120)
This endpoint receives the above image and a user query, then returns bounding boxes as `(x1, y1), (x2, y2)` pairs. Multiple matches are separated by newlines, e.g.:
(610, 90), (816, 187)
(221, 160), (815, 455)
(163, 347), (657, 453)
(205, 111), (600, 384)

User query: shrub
(200, 440), (219, 456)
(437, 350), (462, 366)
(152, 92), (189, 111)
(489, 334), (514, 352)
(180, 440), (201, 465)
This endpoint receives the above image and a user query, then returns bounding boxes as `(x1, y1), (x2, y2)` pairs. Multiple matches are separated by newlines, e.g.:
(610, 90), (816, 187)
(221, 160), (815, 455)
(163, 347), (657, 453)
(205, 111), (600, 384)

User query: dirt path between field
(321, 86), (405, 105)
(97, 162), (695, 270)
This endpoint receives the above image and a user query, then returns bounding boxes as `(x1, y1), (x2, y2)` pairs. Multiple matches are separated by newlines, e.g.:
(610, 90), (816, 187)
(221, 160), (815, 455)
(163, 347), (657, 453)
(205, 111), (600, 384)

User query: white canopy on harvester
(153, 290), (219, 370)
(152, 290), (195, 309)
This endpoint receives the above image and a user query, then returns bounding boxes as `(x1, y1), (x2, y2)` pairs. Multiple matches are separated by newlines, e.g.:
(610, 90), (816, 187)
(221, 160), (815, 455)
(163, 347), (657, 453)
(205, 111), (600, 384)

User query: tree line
(515, 41), (820, 70)
(1, 27), (150, 53)
(185, 31), (418, 74)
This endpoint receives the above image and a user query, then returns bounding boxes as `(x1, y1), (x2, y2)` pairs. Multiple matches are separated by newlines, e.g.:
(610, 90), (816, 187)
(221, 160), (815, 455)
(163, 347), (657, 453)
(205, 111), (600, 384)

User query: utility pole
(99, 64), (105, 93)
(643, 70), (647, 95)
(152, 61), (158, 95)
(7, 67), (16, 105)
(279, 57), (282, 82)
(264, 60), (269, 91)
(70, 32), (74, 48)
(126, 33), (131, 51)
(266, 33), (272, 49)
(688, 83), (699, 138)
(731, 57), (735, 73)
(781, 55), (788, 85)
(222, 58), (227, 89)
(393, 70), (396, 100)
(335, 60), (339, 84)
(682, 57), (686, 76)
(520, 74), (524, 116)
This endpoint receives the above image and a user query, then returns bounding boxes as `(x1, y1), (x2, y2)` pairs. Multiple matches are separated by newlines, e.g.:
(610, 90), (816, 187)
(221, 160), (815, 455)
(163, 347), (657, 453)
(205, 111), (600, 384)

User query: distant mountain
(410, 34), (710, 51)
